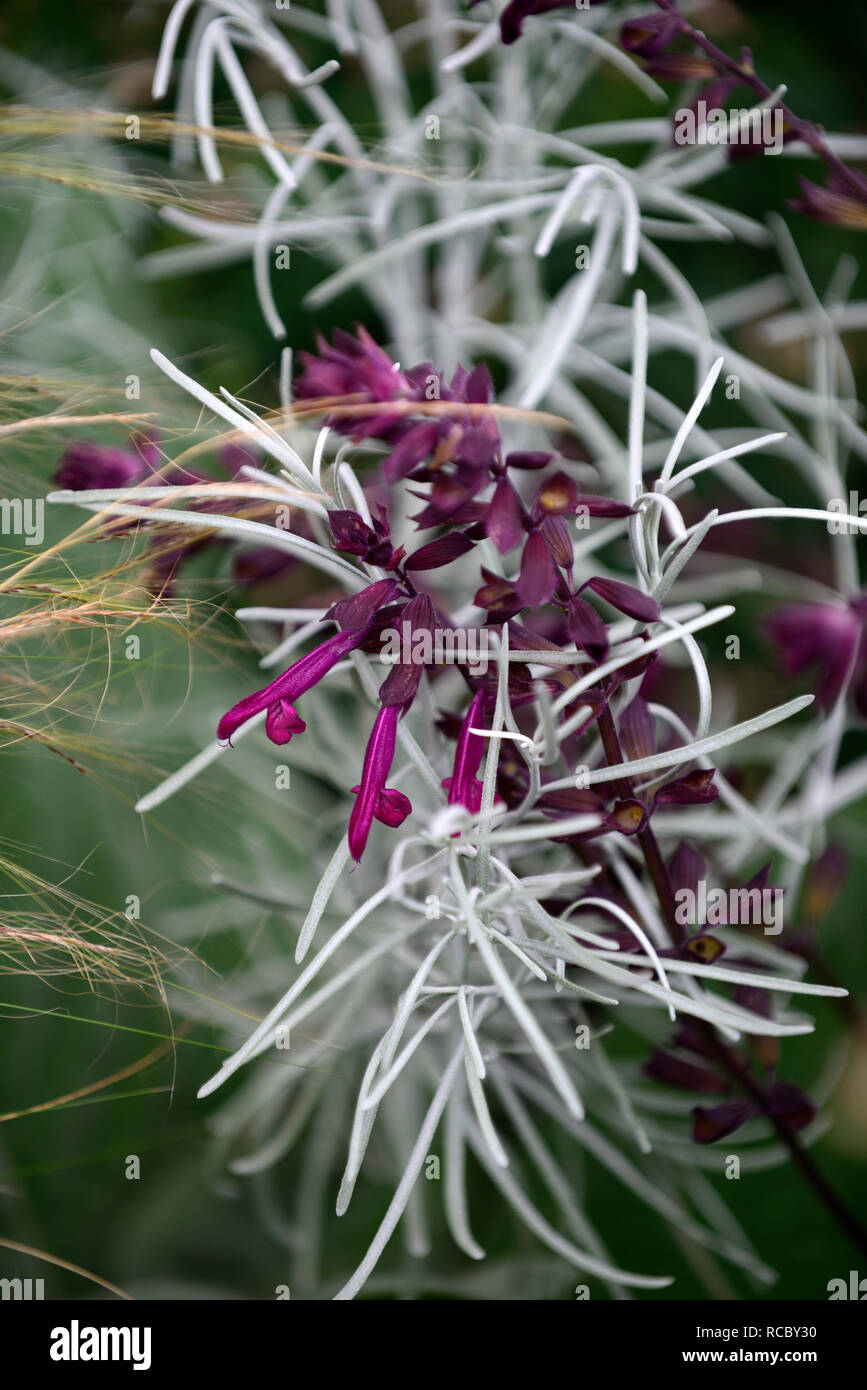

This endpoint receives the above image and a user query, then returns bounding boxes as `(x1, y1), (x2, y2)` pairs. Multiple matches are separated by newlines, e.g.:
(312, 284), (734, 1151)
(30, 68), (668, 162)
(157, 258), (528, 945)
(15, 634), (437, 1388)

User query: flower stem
(652, 0), (853, 183)
(595, 702), (867, 1259)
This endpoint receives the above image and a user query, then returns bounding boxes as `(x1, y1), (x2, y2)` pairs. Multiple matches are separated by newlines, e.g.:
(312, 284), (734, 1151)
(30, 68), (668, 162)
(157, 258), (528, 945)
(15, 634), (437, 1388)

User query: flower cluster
(494, 0), (867, 228)
(53, 432), (296, 595)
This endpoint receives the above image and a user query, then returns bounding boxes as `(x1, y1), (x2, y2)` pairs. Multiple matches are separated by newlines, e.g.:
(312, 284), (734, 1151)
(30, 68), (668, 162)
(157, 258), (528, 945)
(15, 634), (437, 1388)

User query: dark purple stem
(652, 0), (853, 184)
(595, 703), (867, 1259)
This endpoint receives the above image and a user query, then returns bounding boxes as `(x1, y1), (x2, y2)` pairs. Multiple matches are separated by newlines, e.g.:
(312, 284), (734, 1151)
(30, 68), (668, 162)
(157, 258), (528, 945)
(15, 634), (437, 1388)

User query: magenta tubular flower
(217, 627), (362, 745)
(294, 326), (414, 439)
(442, 690), (487, 813)
(218, 580), (399, 745)
(348, 703), (412, 861)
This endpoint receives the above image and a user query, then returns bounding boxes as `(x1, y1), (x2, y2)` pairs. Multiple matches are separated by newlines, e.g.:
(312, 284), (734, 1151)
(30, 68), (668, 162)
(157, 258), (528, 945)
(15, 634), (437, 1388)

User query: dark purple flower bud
(654, 769), (719, 806)
(645, 1048), (728, 1094)
(693, 1099), (756, 1144)
(405, 532), (475, 571)
(566, 595), (609, 661)
(505, 450), (554, 471)
(790, 166), (867, 230)
(486, 477), (526, 554)
(518, 530), (557, 606)
(498, 0), (605, 46)
(766, 1080), (815, 1131)
(620, 12), (684, 56)
(325, 579), (401, 632)
(765, 600), (863, 711)
(54, 440), (152, 490)
(572, 495), (636, 518)
(411, 475), (487, 529)
(581, 576), (661, 623)
(642, 53), (721, 81)
(348, 703), (411, 861)
(695, 1079), (814, 1144)
(328, 509), (382, 556)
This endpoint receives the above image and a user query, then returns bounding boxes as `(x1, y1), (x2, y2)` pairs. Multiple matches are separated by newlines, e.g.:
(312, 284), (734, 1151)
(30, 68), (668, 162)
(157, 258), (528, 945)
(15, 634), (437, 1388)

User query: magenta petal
(218, 627), (363, 742)
(445, 690), (488, 811)
(375, 788), (413, 827)
(518, 530), (557, 606)
(348, 704), (402, 861)
(265, 700), (306, 745)
(487, 478), (526, 554)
